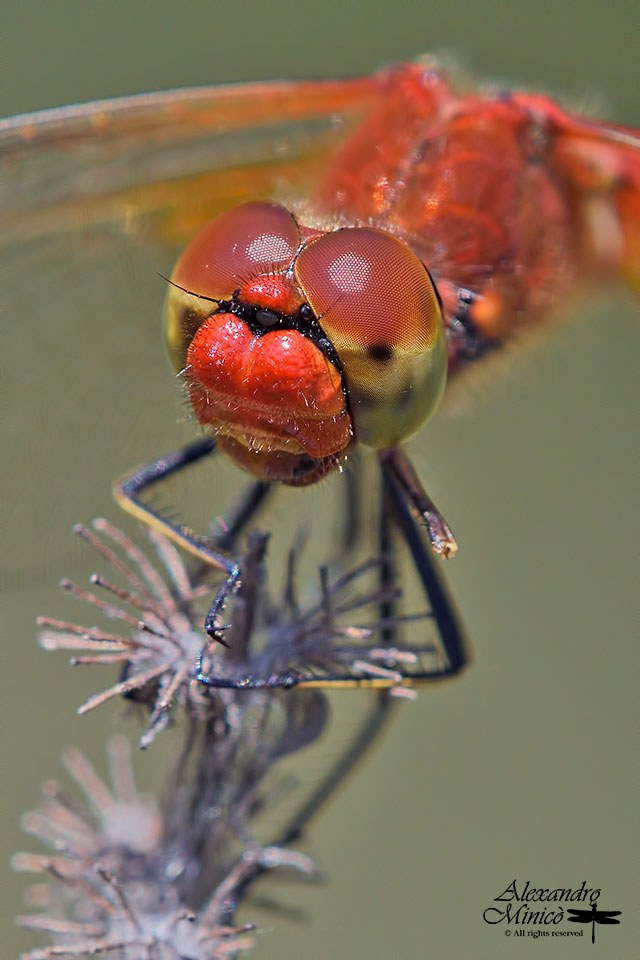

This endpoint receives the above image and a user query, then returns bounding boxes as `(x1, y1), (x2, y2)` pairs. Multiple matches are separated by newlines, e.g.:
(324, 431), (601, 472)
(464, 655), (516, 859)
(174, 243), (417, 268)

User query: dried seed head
(37, 519), (214, 747)
(37, 519), (433, 746)
(15, 737), (316, 960)
(203, 542), (434, 689)
(24, 517), (438, 957)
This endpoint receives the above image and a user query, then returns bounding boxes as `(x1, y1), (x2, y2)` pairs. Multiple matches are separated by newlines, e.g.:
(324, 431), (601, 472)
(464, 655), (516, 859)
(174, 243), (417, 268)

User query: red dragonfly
(2, 61), (638, 689)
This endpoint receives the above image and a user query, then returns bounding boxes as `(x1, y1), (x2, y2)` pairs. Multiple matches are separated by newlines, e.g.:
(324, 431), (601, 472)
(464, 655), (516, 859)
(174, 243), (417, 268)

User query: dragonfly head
(164, 202), (447, 484)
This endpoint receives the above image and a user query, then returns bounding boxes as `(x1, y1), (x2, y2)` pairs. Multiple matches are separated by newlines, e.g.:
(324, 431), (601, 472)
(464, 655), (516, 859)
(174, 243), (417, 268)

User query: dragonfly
(567, 903), (622, 945)
(2, 60), (638, 691)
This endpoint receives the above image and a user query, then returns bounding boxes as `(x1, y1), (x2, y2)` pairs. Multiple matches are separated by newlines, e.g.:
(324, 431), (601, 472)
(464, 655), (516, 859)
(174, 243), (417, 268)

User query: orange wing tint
(0, 77), (377, 251)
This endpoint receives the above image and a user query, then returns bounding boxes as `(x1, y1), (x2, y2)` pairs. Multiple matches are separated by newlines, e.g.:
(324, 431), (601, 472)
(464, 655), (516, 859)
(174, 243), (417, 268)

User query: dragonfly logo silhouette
(566, 903), (621, 945)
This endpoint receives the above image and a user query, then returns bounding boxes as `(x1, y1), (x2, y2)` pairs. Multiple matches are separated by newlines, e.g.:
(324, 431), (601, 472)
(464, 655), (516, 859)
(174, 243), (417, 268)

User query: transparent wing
(0, 76), (376, 245)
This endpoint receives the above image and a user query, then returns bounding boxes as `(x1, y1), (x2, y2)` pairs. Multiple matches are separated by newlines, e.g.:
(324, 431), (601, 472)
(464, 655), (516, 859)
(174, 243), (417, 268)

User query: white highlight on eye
(247, 233), (292, 263)
(328, 253), (371, 292)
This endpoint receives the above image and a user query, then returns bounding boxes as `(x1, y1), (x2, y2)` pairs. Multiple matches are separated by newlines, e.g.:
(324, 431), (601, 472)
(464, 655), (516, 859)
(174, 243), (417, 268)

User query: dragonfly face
(164, 200), (447, 485)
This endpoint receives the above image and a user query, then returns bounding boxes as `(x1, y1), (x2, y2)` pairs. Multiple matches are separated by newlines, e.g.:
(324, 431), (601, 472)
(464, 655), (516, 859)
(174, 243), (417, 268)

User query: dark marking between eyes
(255, 308), (280, 327)
(367, 343), (393, 363)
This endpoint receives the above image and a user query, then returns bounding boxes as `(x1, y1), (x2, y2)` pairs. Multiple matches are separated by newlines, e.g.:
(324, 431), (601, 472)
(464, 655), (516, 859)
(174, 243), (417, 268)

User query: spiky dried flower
(21, 516), (434, 959)
(14, 736), (315, 960)
(37, 518), (217, 748)
(37, 520), (430, 747)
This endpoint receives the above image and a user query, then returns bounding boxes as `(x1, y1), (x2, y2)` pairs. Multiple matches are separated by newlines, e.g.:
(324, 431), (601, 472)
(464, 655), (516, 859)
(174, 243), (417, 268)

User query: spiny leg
(196, 531), (270, 684)
(113, 436), (239, 639)
(382, 459), (467, 678)
(210, 480), (272, 553)
(379, 447), (458, 558)
(114, 437), (222, 566)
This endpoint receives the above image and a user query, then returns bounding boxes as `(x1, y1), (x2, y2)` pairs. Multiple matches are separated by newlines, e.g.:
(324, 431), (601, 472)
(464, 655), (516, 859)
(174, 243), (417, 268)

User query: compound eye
(165, 202), (300, 372)
(294, 227), (441, 355)
(173, 201), (300, 297)
(294, 227), (446, 449)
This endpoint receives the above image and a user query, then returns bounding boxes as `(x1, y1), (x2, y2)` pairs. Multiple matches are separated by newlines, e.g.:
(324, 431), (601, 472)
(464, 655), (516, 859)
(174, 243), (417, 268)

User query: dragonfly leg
(379, 447), (458, 558)
(382, 460), (467, 678)
(378, 470), (399, 647)
(113, 436), (240, 640)
(267, 485), (400, 841)
(210, 480), (272, 552)
(339, 452), (363, 554)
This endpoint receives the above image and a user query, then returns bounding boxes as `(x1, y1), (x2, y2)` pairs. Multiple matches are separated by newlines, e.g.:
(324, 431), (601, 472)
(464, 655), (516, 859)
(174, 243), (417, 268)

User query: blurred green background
(2, 1), (638, 958)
